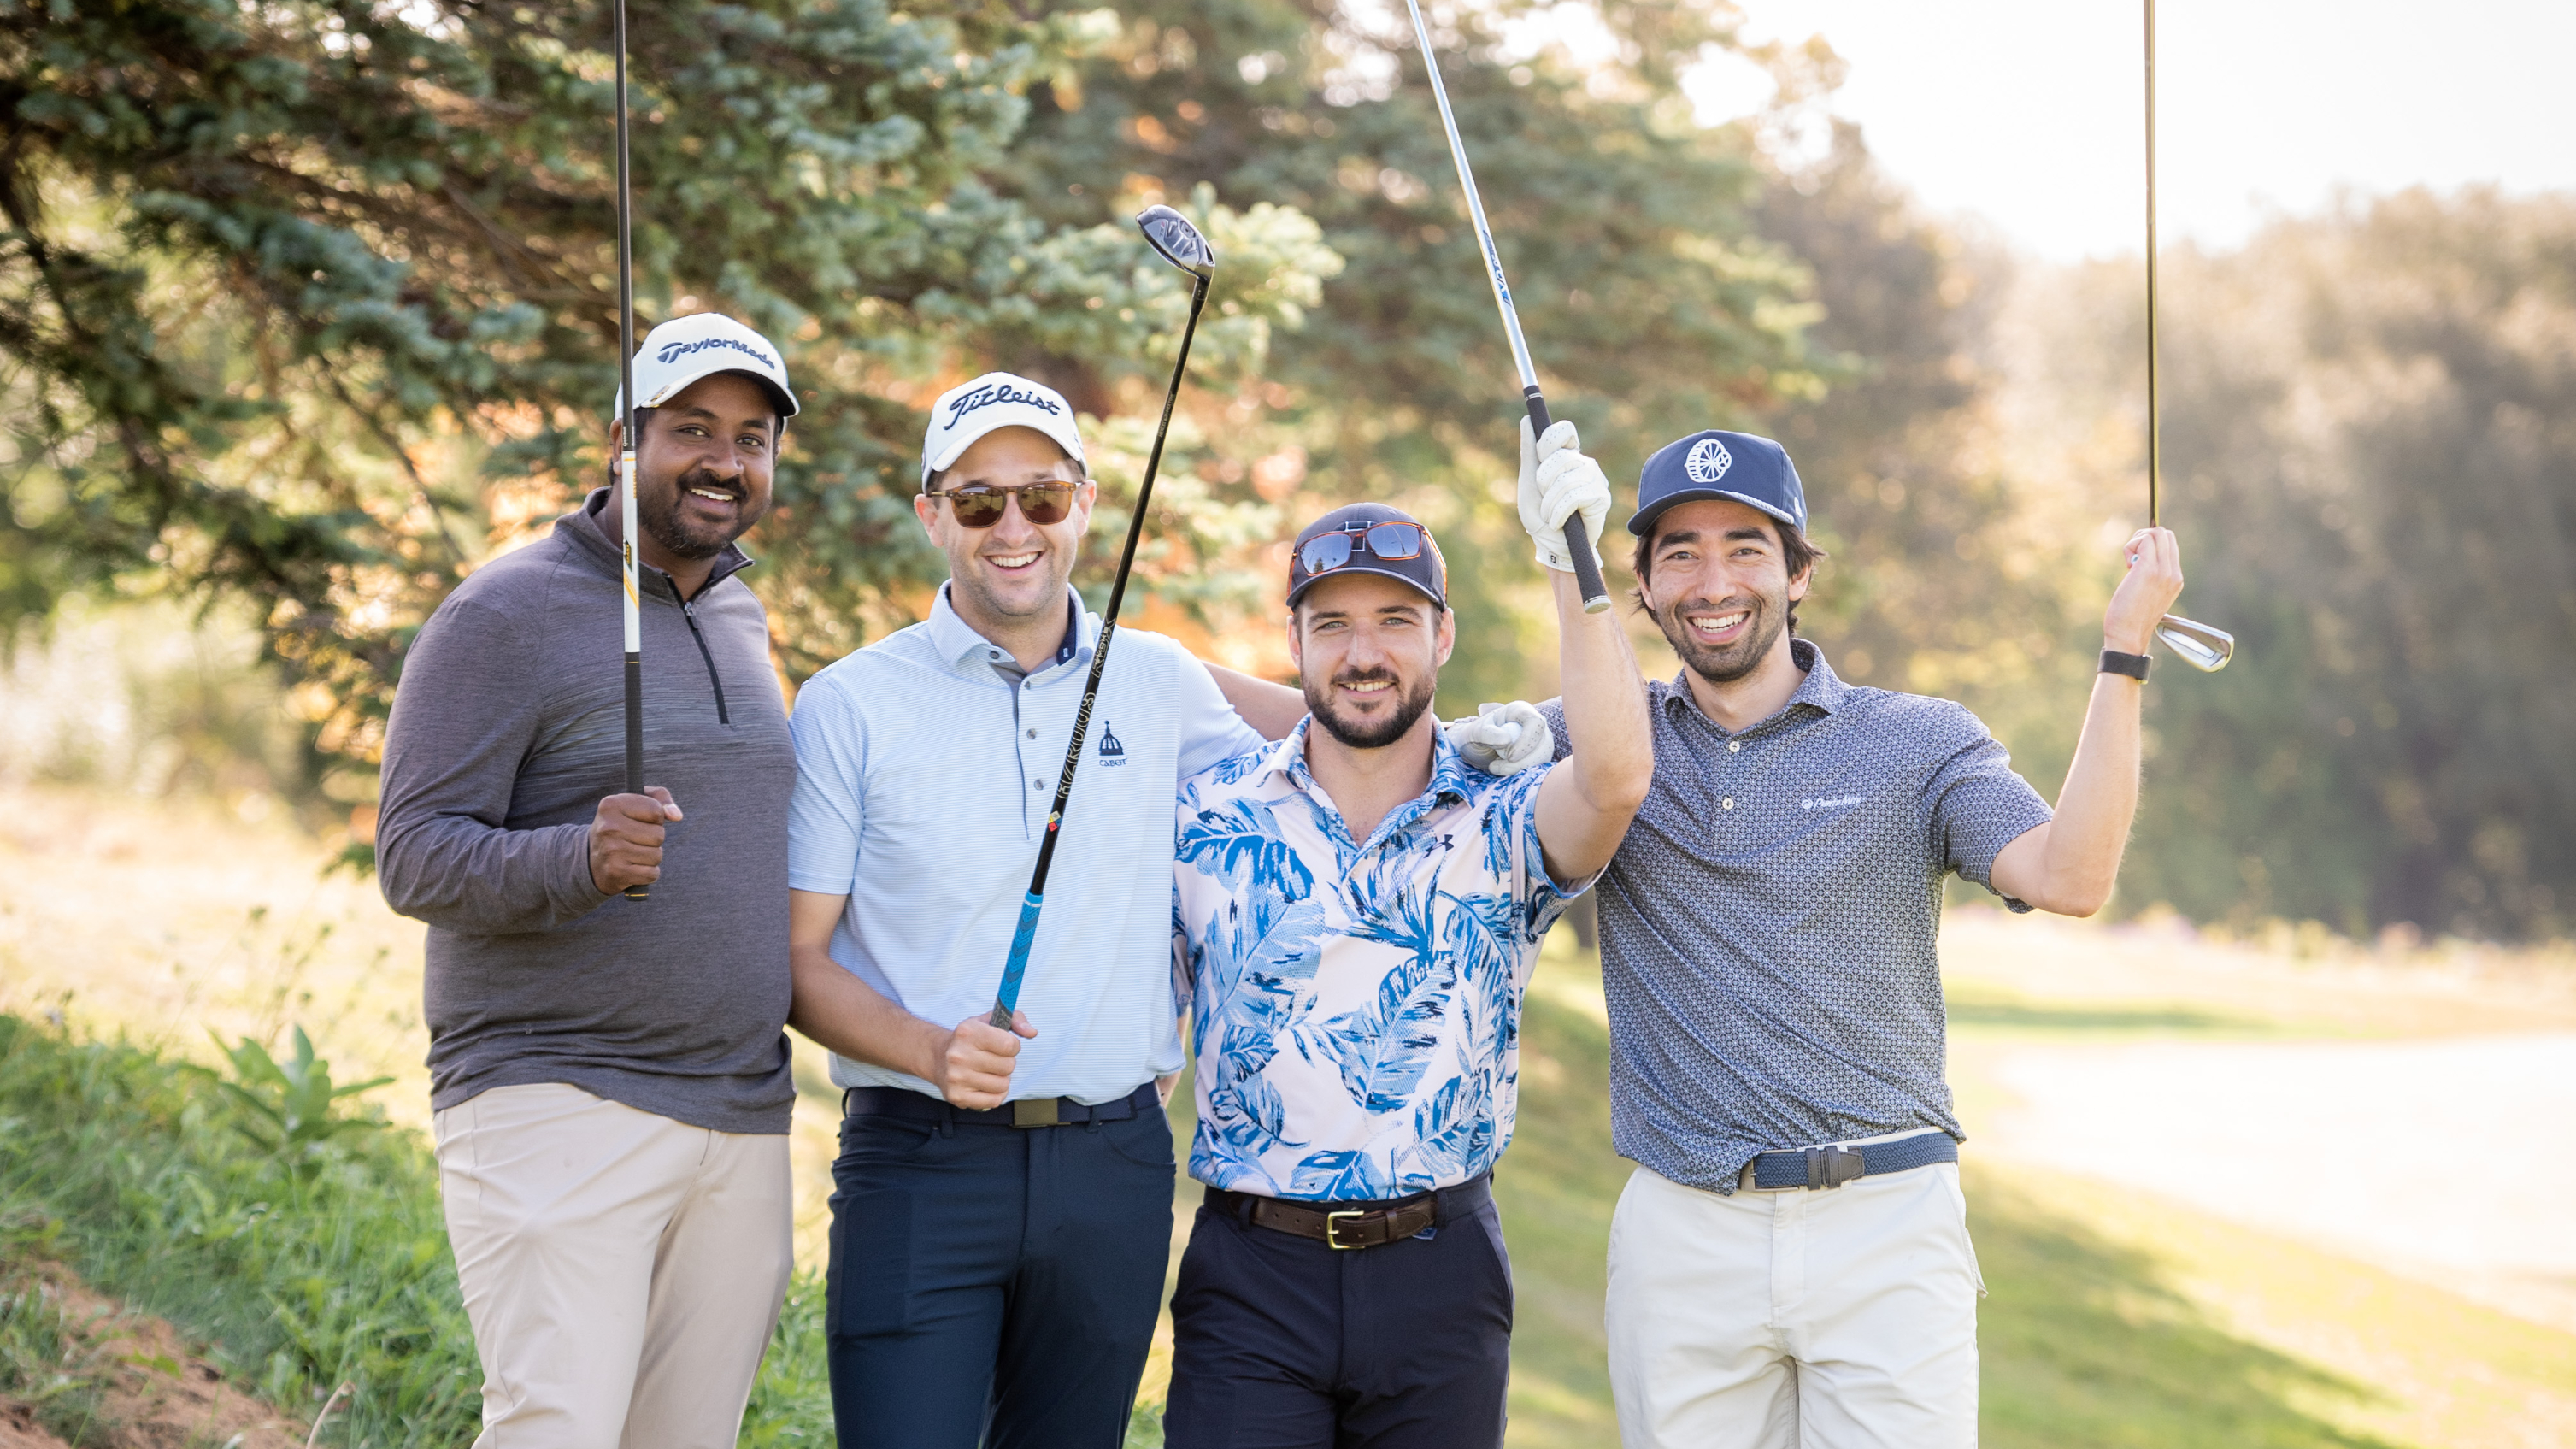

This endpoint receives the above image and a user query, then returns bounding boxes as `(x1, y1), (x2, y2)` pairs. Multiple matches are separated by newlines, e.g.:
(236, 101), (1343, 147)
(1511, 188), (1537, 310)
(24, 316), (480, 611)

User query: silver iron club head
(2154, 613), (2234, 672)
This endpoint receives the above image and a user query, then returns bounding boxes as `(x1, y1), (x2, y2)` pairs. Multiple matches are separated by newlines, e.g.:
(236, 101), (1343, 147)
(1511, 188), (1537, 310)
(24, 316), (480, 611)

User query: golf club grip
(1526, 391), (1613, 613)
(623, 652), (647, 900)
(991, 891), (1044, 1024)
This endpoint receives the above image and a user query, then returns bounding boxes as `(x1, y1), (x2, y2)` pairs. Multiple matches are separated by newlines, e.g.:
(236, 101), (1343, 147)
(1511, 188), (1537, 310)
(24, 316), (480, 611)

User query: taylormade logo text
(1800, 794), (1863, 812)
(656, 335), (779, 371)
(944, 382), (1064, 427)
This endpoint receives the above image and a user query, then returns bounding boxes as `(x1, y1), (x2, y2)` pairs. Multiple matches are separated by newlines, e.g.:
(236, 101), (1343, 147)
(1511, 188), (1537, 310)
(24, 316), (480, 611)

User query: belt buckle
(1804, 1146), (1866, 1189)
(1323, 1209), (1369, 1250)
(1011, 1098), (1062, 1128)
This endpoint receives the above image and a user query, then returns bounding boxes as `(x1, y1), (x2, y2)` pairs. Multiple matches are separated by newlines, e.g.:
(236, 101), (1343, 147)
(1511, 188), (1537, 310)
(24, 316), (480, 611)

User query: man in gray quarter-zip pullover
(378, 313), (801, 1449)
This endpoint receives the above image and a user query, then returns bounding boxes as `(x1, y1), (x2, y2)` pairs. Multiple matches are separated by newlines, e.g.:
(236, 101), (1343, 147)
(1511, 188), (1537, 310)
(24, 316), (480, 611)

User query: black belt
(1742, 1131), (1959, 1191)
(842, 1081), (1157, 1129)
(1204, 1173), (1491, 1252)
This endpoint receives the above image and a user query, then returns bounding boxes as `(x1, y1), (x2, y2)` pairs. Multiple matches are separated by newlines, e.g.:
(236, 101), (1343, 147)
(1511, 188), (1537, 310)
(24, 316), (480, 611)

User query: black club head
(1137, 204), (1214, 279)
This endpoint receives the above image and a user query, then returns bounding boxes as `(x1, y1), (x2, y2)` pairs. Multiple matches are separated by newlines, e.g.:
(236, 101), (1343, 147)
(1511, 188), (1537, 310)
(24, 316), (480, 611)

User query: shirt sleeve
(1924, 705), (2053, 911)
(787, 670), (868, 896)
(1169, 642), (1267, 779)
(376, 598), (608, 934)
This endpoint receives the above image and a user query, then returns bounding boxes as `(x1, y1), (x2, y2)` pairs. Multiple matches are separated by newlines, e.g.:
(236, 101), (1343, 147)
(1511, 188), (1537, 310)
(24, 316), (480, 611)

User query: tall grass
(0, 1015), (479, 1440)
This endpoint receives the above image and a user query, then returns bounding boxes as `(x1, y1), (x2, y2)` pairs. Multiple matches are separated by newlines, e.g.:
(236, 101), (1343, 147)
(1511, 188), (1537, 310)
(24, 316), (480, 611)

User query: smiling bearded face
(1638, 498), (1808, 686)
(630, 370), (780, 559)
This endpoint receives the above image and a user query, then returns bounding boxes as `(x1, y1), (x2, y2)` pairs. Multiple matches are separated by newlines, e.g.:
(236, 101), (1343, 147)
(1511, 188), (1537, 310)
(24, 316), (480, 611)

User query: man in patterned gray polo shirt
(1541, 428), (2188, 1449)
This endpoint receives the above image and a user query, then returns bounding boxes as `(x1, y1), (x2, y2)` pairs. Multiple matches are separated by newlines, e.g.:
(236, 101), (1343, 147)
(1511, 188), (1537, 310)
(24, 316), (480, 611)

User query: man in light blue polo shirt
(780, 373), (1550, 1448)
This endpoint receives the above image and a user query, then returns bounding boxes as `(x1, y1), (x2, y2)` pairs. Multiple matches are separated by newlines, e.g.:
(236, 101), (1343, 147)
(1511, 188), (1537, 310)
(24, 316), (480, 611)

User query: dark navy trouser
(1162, 1184), (1514, 1449)
(824, 1091), (1173, 1449)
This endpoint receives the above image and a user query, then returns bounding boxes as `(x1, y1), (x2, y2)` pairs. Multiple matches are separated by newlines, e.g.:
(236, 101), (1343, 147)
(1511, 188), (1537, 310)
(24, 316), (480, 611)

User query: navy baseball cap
(1628, 429), (1808, 538)
(1287, 503), (1447, 610)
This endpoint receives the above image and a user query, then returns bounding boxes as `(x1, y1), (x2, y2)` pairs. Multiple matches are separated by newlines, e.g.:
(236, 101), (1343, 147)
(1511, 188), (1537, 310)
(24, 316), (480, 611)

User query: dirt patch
(0, 1260), (309, 1449)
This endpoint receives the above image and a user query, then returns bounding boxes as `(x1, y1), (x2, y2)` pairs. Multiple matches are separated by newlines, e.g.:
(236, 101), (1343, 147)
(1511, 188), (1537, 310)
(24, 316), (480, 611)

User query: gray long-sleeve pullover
(377, 489), (797, 1134)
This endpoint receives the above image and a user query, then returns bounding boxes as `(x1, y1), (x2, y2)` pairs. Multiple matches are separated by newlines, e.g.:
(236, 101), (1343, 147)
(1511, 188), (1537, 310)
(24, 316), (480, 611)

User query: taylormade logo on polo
(656, 335), (779, 370)
(1686, 437), (1734, 485)
(1800, 793), (1863, 812)
(944, 382), (1065, 427)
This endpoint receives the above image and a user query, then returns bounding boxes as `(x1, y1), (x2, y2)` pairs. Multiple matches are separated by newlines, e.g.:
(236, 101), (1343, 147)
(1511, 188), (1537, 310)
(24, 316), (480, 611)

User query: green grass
(10, 994), (2574, 1448)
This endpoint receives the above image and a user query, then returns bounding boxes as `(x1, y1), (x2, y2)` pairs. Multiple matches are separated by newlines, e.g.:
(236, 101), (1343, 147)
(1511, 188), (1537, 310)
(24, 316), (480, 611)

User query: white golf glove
(1518, 416), (1611, 574)
(1444, 700), (1555, 777)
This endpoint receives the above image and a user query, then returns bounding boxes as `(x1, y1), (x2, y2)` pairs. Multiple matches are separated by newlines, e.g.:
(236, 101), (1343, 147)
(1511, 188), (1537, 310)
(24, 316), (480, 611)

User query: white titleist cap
(920, 372), (1085, 488)
(615, 313), (798, 420)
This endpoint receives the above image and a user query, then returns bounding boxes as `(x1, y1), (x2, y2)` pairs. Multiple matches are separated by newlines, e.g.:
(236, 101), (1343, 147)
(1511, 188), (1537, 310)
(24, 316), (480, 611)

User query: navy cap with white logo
(1629, 429), (1808, 538)
(1287, 503), (1447, 610)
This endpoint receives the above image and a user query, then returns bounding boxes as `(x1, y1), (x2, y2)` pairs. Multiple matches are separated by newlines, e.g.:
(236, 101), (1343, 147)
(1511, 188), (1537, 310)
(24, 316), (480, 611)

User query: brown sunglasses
(930, 481), (1077, 529)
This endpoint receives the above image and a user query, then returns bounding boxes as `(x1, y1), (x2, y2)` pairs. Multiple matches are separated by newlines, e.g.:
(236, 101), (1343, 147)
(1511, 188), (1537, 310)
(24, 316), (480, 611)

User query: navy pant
(1163, 1183), (1514, 1449)
(824, 1091), (1173, 1448)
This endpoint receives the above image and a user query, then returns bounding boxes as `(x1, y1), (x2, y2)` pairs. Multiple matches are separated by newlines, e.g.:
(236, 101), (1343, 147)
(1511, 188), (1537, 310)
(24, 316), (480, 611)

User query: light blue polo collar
(926, 582), (1093, 676)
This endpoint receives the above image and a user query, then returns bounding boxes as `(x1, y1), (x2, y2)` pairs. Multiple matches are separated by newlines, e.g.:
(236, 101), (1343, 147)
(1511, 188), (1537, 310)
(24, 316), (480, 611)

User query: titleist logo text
(944, 382), (1064, 427)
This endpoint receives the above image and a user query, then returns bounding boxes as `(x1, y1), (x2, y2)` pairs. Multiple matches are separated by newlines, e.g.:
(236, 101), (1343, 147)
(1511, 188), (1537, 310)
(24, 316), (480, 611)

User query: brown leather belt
(1204, 1173), (1491, 1252)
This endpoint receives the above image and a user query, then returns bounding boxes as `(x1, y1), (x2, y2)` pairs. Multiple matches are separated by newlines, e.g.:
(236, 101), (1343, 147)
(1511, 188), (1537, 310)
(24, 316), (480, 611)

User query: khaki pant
(433, 1083), (794, 1449)
(1605, 1152), (1984, 1449)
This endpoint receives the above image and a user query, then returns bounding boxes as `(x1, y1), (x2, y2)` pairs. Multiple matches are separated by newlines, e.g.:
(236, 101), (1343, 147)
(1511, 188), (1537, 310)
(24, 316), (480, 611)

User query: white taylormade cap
(920, 372), (1086, 488)
(615, 313), (798, 421)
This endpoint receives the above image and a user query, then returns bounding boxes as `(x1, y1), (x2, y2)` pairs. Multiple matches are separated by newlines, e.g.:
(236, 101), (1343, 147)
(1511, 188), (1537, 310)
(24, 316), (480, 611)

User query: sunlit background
(2, 2), (2570, 1445)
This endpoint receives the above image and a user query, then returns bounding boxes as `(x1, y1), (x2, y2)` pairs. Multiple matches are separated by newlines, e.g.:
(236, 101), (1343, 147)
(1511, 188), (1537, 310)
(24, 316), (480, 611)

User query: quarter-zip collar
(559, 486), (759, 603)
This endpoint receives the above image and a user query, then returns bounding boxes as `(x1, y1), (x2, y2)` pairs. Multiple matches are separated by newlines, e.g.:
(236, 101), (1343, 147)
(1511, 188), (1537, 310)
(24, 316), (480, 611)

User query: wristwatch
(2099, 648), (2152, 680)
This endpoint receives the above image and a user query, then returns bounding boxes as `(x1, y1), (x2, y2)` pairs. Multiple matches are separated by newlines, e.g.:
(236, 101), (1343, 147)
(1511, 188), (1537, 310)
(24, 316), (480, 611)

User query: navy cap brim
(1286, 562), (1444, 610)
(1626, 487), (1802, 537)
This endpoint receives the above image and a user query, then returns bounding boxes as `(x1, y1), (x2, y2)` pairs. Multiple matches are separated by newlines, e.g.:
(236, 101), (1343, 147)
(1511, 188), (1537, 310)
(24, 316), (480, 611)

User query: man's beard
(640, 465), (765, 561)
(1653, 585), (1789, 686)
(1305, 667), (1437, 750)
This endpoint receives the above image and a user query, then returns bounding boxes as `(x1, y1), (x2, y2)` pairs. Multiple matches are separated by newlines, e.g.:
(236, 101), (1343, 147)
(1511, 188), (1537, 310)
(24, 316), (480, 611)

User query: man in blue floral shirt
(1164, 419), (1653, 1448)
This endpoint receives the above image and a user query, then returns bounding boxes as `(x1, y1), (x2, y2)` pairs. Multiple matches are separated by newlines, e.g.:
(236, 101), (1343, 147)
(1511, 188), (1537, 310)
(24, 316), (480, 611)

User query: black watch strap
(2100, 648), (2152, 680)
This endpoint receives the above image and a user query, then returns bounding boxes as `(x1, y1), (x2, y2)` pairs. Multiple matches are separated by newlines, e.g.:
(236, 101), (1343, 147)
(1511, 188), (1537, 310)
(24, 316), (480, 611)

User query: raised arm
(1991, 527), (2187, 915)
(1521, 421), (1653, 881)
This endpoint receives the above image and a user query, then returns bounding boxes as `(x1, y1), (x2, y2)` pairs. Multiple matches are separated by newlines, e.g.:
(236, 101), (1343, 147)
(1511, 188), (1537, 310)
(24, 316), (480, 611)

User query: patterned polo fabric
(1540, 639), (2052, 1193)
(1173, 721), (1591, 1201)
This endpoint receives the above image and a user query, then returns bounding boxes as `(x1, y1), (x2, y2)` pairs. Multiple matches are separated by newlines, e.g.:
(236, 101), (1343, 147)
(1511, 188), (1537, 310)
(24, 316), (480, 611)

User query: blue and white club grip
(987, 892), (1044, 1029)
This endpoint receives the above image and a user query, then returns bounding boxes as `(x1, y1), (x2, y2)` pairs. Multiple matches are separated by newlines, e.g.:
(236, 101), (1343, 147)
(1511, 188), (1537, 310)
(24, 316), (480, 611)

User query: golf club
(2143, 0), (2234, 672)
(1398, 0), (1612, 614)
(986, 204), (1214, 1031)
(612, 0), (651, 895)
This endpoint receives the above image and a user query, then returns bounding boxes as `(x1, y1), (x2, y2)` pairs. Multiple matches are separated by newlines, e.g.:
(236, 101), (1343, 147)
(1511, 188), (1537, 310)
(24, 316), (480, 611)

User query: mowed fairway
(5, 780), (2574, 1447)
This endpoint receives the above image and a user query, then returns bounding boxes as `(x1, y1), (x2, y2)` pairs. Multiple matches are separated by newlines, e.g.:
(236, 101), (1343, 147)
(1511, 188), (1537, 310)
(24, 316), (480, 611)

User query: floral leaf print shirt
(1173, 719), (1596, 1201)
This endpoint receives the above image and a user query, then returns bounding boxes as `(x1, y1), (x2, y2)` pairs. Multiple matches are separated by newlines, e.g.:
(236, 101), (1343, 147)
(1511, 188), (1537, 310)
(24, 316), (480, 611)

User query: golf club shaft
(2144, 0), (2161, 532)
(988, 273), (1212, 1029)
(1400, 0), (1612, 614)
(2138, 0), (2232, 670)
(614, 0), (648, 899)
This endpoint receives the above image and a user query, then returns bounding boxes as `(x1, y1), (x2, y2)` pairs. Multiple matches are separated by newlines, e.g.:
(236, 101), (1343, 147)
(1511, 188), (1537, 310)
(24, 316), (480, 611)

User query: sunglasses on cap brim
(1297, 521), (1426, 576)
(932, 481), (1076, 528)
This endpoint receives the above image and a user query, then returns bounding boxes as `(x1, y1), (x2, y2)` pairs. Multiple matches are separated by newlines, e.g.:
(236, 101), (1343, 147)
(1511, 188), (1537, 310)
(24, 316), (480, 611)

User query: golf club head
(2154, 613), (2234, 672)
(1137, 204), (1214, 278)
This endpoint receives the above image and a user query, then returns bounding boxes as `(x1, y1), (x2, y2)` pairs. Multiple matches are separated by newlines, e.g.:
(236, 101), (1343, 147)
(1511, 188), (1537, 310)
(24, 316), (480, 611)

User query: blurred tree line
(3, 2), (2567, 939)
(1999, 190), (2576, 942)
